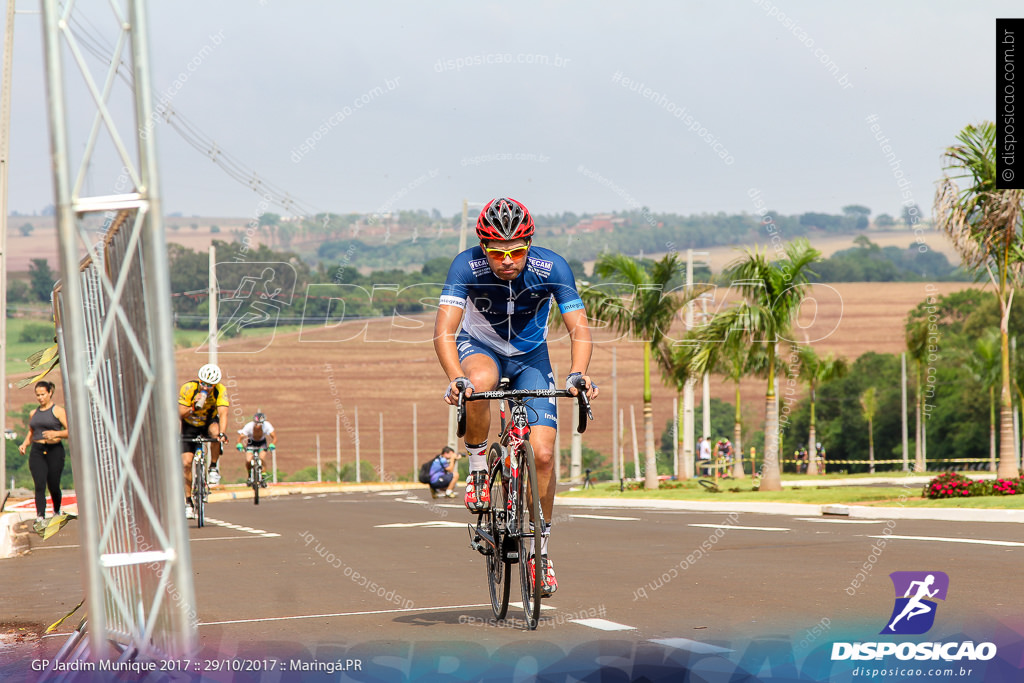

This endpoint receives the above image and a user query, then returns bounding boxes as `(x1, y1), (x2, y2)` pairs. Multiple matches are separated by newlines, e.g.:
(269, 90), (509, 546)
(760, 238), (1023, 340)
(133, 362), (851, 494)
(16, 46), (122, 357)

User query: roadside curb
(208, 481), (413, 502)
(556, 496), (1024, 522)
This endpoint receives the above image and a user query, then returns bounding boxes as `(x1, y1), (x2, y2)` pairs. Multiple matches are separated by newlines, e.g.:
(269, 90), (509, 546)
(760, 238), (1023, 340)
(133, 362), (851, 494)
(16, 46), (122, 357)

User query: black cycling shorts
(181, 420), (217, 453)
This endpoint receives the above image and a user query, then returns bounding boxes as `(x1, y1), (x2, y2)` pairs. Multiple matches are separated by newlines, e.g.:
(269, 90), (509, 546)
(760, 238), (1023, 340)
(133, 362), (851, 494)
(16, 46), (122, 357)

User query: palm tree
(667, 340), (749, 479)
(582, 253), (702, 489)
(935, 121), (1024, 479)
(859, 387), (878, 474)
(905, 318), (929, 472)
(962, 328), (1001, 472)
(685, 238), (821, 491)
(796, 346), (848, 475)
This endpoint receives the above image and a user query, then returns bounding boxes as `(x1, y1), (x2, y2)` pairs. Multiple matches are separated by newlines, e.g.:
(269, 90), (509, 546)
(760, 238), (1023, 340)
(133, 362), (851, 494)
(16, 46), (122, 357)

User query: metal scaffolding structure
(41, 0), (195, 661)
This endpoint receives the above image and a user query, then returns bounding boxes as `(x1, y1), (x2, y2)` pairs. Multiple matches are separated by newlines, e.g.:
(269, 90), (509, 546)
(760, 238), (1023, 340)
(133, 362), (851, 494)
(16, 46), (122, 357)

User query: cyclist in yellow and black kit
(179, 363), (229, 519)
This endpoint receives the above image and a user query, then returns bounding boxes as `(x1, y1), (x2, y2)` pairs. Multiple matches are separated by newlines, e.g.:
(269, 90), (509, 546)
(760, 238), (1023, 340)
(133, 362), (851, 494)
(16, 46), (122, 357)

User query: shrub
(967, 479), (993, 497)
(993, 478), (1024, 495)
(19, 322), (55, 344)
(922, 472), (971, 499)
(923, 472), (1024, 499)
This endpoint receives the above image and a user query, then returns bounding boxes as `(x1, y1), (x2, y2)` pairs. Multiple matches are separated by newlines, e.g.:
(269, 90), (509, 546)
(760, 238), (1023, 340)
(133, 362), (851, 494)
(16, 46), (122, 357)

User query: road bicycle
(457, 376), (593, 629)
(246, 445), (270, 505)
(188, 436), (220, 528)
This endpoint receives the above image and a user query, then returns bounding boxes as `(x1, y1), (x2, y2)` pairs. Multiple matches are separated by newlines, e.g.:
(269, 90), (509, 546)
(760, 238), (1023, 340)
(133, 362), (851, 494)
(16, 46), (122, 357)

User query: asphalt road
(4, 488), (1024, 680)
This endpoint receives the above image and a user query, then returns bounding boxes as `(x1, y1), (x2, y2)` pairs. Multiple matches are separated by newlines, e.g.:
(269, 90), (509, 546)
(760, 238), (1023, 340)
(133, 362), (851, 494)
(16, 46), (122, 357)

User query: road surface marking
(796, 518), (888, 524)
(205, 518), (280, 537)
(375, 521), (466, 529)
(510, 602), (556, 612)
(570, 514), (641, 521)
(199, 603), (495, 626)
(570, 618), (635, 631)
(866, 534), (1024, 547)
(377, 491), (410, 496)
(689, 523), (789, 532)
(650, 637), (733, 655)
(32, 534), (275, 550)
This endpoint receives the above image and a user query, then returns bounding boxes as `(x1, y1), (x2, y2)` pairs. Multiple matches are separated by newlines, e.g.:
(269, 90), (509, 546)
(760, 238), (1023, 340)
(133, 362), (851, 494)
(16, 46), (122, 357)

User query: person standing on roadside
(698, 435), (712, 476)
(19, 381), (69, 524)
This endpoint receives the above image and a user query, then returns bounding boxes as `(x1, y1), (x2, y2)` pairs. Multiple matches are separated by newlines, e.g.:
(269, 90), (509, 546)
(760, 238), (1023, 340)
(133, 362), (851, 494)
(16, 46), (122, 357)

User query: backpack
(418, 459), (433, 484)
(419, 455), (446, 484)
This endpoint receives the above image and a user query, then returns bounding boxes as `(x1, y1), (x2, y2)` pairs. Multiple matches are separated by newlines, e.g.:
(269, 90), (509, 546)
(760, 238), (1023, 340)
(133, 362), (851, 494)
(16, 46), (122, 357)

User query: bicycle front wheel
(517, 442), (544, 630)
(252, 459), (261, 505)
(192, 457), (206, 528)
(485, 443), (510, 619)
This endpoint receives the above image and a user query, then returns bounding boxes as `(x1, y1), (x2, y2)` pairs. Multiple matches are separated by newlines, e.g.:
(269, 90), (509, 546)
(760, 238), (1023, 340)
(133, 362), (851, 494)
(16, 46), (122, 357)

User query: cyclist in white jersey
(236, 411), (276, 485)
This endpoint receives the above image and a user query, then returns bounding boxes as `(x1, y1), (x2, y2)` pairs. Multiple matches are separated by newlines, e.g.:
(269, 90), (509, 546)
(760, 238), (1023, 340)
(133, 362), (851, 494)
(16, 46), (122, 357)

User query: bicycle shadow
(392, 607), (536, 631)
(392, 609), (474, 628)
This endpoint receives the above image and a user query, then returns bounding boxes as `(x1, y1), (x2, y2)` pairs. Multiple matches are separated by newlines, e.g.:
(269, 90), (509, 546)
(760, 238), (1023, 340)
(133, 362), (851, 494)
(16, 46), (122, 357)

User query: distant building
(567, 214), (622, 234)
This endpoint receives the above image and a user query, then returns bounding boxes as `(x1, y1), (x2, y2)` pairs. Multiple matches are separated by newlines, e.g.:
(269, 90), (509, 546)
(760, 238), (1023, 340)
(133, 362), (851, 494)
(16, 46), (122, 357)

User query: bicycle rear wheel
(485, 443), (510, 619)
(517, 442), (544, 630)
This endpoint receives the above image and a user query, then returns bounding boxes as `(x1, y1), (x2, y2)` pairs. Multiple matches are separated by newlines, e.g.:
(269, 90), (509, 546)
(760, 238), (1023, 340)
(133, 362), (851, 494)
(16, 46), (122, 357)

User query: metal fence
(42, 0), (195, 661)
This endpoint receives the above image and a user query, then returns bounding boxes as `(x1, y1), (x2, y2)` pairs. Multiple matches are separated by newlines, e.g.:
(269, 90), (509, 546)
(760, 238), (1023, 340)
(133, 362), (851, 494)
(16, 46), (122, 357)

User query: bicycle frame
(459, 378), (594, 628)
(188, 436), (219, 527)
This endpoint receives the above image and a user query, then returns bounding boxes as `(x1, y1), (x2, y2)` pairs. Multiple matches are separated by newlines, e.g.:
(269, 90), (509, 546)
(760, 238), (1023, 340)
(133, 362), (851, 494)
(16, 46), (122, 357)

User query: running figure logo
(204, 262), (296, 354)
(881, 571), (949, 635)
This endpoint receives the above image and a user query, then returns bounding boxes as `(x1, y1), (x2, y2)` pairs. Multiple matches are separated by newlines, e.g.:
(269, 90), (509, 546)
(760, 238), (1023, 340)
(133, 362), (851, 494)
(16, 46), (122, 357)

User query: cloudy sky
(4, 1), (1015, 220)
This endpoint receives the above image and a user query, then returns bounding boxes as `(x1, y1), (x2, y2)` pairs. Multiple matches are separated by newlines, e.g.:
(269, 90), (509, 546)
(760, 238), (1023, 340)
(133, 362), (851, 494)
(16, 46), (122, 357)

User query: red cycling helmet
(475, 197), (535, 242)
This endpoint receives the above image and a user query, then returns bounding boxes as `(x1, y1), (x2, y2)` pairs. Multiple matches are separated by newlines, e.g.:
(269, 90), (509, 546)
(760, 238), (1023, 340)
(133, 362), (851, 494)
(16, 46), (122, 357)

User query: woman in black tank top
(18, 381), (69, 522)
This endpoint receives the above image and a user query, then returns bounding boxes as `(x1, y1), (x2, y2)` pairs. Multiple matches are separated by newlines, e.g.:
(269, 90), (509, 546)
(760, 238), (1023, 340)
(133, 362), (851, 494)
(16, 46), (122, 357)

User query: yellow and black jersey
(178, 381), (229, 427)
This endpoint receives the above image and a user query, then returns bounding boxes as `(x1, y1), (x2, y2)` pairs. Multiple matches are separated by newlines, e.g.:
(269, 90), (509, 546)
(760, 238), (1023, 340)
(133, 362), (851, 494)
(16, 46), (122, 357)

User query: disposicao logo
(831, 571), (997, 662)
(881, 571), (949, 635)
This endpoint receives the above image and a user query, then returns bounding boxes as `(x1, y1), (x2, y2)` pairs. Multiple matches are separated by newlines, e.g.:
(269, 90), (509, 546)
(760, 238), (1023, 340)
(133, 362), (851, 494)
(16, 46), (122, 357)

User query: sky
(3, 1), (1016, 221)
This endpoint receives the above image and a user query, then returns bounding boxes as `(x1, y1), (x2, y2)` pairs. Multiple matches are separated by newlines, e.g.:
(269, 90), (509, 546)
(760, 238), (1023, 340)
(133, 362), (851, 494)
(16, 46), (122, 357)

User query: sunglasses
(198, 381), (213, 388)
(484, 245), (530, 262)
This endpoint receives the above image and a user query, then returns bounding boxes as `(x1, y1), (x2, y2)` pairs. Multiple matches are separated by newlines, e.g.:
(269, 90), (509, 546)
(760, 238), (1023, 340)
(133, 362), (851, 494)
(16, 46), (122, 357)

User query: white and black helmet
(198, 363), (222, 385)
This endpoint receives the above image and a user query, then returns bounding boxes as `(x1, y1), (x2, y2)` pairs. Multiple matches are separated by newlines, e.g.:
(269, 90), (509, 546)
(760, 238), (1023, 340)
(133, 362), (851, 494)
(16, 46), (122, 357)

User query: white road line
(205, 518), (280, 537)
(866, 534), (1024, 547)
(689, 523), (789, 532)
(649, 637), (733, 655)
(510, 602), (556, 612)
(377, 491), (410, 496)
(32, 534), (277, 550)
(397, 497), (464, 509)
(570, 618), (635, 631)
(375, 521), (466, 529)
(570, 514), (641, 521)
(199, 603), (494, 626)
(796, 518), (889, 524)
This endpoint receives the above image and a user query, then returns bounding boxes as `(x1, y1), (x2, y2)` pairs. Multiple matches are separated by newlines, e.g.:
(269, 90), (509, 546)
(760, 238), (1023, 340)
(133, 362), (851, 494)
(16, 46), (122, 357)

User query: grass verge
(559, 478), (1024, 509)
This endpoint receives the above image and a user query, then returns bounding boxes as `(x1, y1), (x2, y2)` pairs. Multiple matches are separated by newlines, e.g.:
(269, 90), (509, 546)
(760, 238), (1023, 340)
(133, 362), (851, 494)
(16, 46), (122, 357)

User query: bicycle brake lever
(456, 380), (467, 438)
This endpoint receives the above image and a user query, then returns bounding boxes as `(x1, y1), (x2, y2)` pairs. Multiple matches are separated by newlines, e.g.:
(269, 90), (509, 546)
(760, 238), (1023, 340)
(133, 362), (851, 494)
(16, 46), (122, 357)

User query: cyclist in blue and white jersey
(434, 197), (599, 596)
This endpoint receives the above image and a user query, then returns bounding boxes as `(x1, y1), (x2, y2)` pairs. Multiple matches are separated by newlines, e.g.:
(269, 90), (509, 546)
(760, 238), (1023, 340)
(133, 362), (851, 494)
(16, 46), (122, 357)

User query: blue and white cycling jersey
(439, 245), (584, 357)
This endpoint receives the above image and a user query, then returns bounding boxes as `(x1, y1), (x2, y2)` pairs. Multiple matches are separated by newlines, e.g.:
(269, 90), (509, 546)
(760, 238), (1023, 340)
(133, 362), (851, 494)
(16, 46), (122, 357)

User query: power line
(63, 5), (321, 217)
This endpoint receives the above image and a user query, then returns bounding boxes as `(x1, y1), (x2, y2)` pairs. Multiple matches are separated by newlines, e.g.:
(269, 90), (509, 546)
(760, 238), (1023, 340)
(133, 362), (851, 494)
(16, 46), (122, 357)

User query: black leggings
(30, 442), (65, 517)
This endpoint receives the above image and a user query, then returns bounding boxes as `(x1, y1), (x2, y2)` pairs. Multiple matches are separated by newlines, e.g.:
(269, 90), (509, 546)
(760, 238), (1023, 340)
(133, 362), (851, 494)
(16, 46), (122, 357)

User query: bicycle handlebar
(185, 436), (221, 443)
(455, 377), (594, 438)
